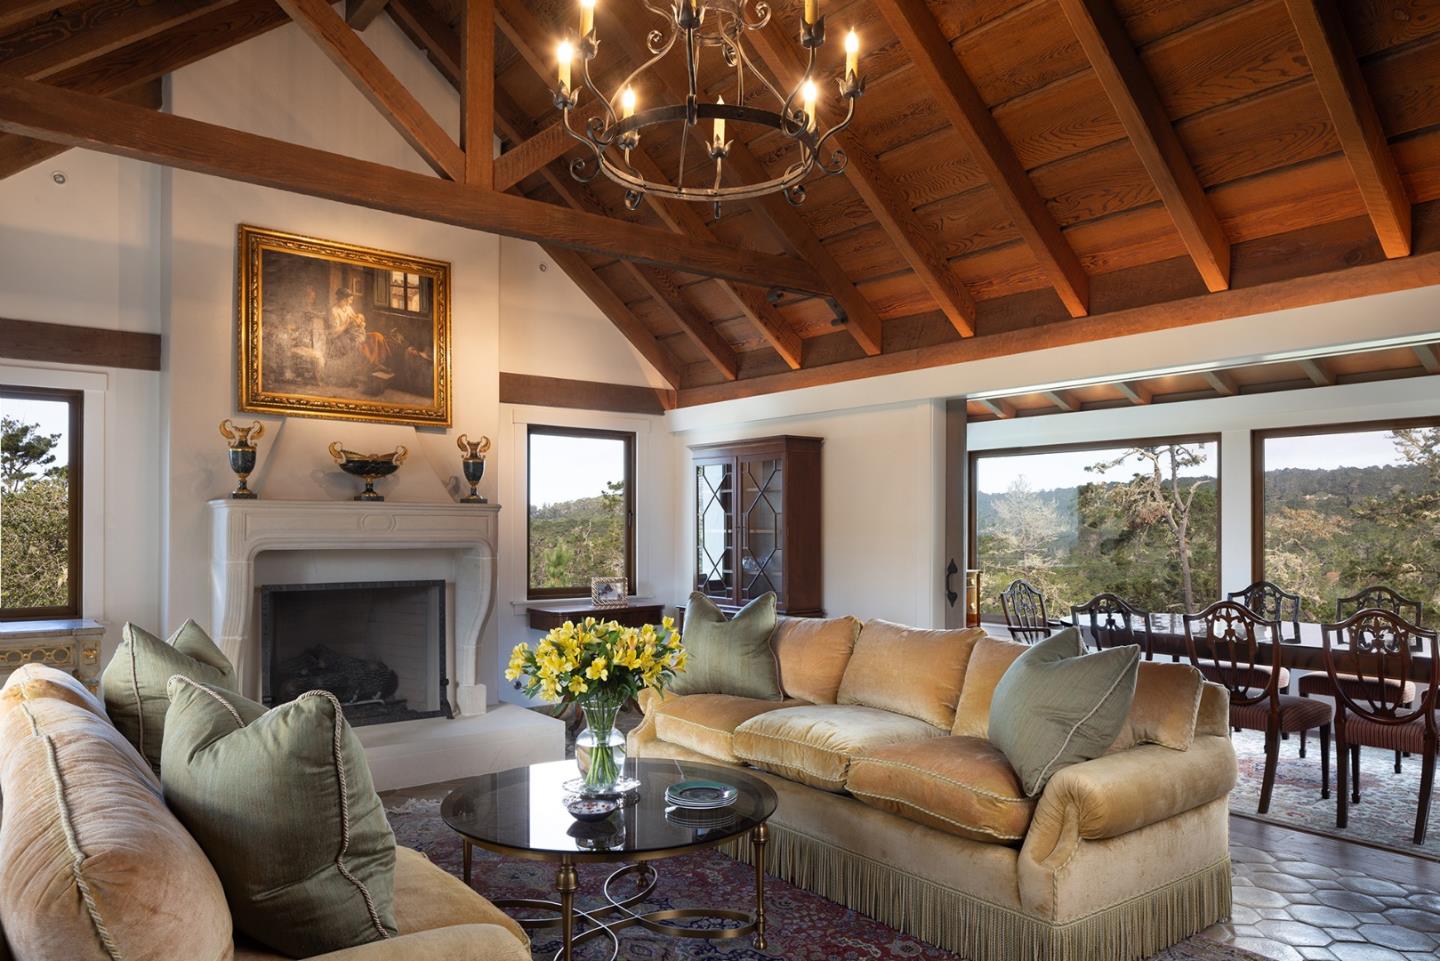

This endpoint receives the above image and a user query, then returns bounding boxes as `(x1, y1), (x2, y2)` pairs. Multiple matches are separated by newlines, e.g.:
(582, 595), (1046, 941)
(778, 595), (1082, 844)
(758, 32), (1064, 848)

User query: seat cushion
(989, 628), (1141, 796)
(733, 704), (945, 792)
(162, 677), (397, 958)
(1341, 712), (1437, 753)
(1108, 661), (1206, 753)
(669, 592), (783, 700)
(100, 619), (237, 775)
(951, 635), (1030, 738)
(772, 615), (860, 704)
(0, 665), (232, 961)
(848, 736), (1035, 845)
(1198, 663), (1290, 692)
(653, 693), (805, 763)
(1231, 693), (1333, 733)
(1296, 671), (1418, 704)
(837, 621), (984, 729)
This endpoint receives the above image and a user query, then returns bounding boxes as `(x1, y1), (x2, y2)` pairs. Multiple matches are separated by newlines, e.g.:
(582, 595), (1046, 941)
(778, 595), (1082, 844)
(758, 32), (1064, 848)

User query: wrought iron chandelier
(553, 0), (866, 216)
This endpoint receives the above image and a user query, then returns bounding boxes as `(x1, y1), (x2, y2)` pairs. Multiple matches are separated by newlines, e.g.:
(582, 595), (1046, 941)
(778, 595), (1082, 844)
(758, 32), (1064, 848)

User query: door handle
(945, 559), (959, 607)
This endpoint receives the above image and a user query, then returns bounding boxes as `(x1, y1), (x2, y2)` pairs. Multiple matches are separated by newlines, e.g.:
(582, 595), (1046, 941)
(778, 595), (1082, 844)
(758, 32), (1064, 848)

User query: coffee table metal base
(464, 823), (770, 961)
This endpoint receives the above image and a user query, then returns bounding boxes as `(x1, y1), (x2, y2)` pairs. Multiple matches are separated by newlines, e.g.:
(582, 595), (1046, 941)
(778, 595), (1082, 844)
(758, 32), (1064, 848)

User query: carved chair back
(1000, 578), (1051, 644)
(1183, 600), (1282, 709)
(1071, 594), (1153, 659)
(1227, 580), (1302, 643)
(1335, 586), (1423, 626)
(1321, 609), (1439, 729)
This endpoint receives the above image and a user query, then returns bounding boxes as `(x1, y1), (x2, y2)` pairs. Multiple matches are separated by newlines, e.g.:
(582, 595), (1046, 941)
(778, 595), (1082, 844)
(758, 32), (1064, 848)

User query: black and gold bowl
(328, 442), (408, 501)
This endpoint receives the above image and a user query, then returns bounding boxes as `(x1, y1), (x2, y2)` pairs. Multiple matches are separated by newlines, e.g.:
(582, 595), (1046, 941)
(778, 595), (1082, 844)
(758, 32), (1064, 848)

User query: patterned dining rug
(386, 796), (1265, 961)
(1228, 728), (1439, 862)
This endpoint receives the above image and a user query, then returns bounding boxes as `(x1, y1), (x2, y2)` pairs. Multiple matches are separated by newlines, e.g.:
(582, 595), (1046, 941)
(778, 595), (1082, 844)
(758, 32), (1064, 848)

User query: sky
(1262, 430), (1410, 471)
(976, 442), (1218, 495)
(527, 432), (626, 507)
(0, 396), (71, 471)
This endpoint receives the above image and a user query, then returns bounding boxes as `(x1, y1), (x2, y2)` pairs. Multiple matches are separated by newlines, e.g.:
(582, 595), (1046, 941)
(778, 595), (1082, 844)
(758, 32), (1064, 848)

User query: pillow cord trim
(1030, 655), (1138, 795)
(15, 689), (126, 961)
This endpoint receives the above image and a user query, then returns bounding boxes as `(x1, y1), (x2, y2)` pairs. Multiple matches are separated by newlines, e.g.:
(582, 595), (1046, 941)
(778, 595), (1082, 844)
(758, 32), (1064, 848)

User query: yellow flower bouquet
(506, 616), (685, 792)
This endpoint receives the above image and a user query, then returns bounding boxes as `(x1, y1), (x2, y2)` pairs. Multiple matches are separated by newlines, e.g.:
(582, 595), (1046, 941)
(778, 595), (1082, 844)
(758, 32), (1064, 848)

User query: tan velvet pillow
(951, 634), (1030, 738)
(1107, 661), (1205, 753)
(772, 615), (861, 704)
(0, 666), (233, 961)
(837, 621), (984, 729)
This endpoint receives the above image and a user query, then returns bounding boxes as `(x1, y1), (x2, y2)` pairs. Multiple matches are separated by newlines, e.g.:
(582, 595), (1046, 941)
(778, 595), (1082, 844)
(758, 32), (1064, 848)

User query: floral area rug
(1228, 727), (1439, 862)
(386, 796), (1266, 961)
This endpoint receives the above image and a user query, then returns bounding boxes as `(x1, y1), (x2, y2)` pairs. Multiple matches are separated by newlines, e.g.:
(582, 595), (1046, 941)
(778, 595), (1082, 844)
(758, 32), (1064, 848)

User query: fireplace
(259, 580), (451, 726)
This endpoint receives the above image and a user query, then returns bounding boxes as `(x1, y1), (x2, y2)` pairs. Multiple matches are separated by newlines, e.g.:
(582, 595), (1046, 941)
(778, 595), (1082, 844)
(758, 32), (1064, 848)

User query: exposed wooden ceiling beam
(1283, 0), (1411, 258)
(0, 316), (161, 370)
(881, 0), (1089, 318)
(1202, 369), (1239, 396)
(344, 0), (390, 30)
(494, 120), (569, 191)
(461, 0), (493, 188)
(1115, 381), (1153, 405)
(744, 24), (977, 337)
(0, 79), (162, 180)
(1058, 0), (1230, 292)
(0, 0), (237, 82)
(275, 0), (464, 181)
(1297, 357), (1335, 387)
(979, 398), (1016, 419)
(0, 2), (70, 34)
(386, 0), (460, 82)
(500, 372), (675, 415)
(0, 73), (825, 292)
(1043, 390), (1076, 412)
(1413, 343), (1440, 374)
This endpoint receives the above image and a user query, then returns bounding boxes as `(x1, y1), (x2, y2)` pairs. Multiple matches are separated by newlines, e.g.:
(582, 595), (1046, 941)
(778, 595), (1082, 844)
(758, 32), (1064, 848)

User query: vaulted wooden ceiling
(4, 0), (1439, 408)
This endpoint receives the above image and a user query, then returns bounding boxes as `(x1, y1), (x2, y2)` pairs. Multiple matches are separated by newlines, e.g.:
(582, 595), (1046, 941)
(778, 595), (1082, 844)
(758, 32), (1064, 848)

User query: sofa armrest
(303, 924), (530, 961)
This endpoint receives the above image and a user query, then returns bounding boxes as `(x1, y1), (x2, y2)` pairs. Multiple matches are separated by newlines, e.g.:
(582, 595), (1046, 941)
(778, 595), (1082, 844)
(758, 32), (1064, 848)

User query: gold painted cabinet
(0, 619), (105, 692)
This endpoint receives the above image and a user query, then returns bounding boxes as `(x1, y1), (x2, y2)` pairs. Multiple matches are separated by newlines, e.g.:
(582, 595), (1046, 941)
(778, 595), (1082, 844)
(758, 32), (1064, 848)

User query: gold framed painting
(237, 225), (452, 427)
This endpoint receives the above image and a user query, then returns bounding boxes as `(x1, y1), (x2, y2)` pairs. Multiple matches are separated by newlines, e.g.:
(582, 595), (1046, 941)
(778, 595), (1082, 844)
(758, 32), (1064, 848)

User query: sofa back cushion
(773, 615), (861, 704)
(1107, 661), (1206, 753)
(988, 628), (1141, 796)
(951, 635), (1030, 738)
(101, 619), (237, 775)
(837, 621), (984, 729)
(669, 592), (783, 700)
(162, 676), (397, 958)
(0, 665), (232, 961)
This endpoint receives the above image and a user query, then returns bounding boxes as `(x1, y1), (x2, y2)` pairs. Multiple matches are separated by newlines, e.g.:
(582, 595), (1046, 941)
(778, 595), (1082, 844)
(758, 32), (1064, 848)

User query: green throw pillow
(101, 620), (237, 774)
(160, 677), (397, 958)
(988, 627), (1140, 797)
(670, 592), (783, 700)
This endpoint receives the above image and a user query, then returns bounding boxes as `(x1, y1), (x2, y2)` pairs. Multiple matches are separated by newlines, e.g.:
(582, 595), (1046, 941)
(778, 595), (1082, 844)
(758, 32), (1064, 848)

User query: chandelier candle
(556, 39), (573, 93)
(579, 0), (595, 37)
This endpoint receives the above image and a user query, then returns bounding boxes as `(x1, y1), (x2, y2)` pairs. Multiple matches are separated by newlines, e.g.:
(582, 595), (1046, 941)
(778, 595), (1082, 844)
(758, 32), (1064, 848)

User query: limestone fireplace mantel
(208, 499), (499, 717)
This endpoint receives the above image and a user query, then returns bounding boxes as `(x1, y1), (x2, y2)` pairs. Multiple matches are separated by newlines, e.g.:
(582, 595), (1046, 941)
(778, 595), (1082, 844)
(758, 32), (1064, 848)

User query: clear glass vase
(574, 690), (627, 794)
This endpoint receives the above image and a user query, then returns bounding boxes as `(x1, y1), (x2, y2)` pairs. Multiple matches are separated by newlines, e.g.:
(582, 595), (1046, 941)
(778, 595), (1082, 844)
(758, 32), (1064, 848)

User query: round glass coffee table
(441, 757), (778, 961)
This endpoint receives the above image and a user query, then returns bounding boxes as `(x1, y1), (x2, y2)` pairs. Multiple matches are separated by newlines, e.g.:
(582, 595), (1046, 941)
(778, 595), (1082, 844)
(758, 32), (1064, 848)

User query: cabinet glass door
(739, 455), (784, 606)
(695, 460), (735, 600)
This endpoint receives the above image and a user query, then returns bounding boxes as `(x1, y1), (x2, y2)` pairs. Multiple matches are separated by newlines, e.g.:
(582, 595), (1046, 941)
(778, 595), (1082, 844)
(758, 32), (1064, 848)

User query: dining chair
(1184, 600), (1333, 814)
(1000, 579), (1051, 644)
(1299, 586), (1425, 770)
(1321, 608), (1438, 844)
(1071, 594), (1153, 660)
(1227, 581), (1303, 644)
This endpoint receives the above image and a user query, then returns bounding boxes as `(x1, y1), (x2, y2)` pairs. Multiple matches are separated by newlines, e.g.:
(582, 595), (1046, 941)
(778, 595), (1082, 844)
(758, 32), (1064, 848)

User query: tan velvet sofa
(629, 617), (1237, 961)
(0, 664), (528, 961)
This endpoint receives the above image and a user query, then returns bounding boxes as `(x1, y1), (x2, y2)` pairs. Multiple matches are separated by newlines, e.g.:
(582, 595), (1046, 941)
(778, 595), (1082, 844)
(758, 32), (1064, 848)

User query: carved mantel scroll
(208, 499), (499, 717)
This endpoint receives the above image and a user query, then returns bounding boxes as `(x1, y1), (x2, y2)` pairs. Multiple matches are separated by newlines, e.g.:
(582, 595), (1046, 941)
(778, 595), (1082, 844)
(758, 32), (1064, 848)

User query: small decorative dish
(563, 795), (619, 822)
(664, 780), (739, 810)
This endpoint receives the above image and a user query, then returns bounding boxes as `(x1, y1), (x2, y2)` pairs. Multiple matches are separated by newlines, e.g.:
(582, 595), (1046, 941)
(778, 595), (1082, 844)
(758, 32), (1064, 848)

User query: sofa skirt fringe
(723, 824), (1232, 961)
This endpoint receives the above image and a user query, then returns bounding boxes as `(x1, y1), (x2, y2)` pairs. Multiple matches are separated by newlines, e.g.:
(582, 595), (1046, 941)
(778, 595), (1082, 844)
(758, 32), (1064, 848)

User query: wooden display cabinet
(689, 435), (822, 617)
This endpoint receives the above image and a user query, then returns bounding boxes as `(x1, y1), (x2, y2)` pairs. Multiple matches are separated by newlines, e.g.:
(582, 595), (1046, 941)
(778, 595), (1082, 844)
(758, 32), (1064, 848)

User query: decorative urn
(328, 442), (408, 502)
(457, 433), (491, 503)
(219, 419), (265, 499)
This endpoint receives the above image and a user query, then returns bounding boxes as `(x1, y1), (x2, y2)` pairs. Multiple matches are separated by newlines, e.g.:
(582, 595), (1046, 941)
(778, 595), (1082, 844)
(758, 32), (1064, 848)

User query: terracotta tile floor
(1206, 817), (1440, 961)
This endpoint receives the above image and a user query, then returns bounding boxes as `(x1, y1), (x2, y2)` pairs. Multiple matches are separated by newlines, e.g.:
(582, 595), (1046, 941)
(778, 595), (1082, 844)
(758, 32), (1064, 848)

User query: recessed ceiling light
(51, 170), (67, 185)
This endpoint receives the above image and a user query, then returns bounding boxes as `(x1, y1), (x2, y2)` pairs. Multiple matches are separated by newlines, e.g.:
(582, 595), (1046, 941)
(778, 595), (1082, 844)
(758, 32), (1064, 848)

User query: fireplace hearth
(260, 580), (450, 726)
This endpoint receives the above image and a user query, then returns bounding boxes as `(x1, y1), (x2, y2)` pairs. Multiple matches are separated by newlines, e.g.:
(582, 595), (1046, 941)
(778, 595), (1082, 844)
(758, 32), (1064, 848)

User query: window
(384, 271), (428, 314)
(969, 436), (1220, 619)
(1, 386), (82, 619)
(1255, 418), (1440, 629)
(527, 426), (635, 599)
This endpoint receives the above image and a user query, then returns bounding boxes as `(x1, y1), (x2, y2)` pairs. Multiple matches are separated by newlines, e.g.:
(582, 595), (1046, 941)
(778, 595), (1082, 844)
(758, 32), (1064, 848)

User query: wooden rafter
(345, 0), (390, 30)
(744, 24), (977, 337)
(0, 79), (161, 179)
(0, 73), (825, 291)
(1414, 344), (1440, 374)
(462, 0), (493, 187)
(386, 0), (461, 82)
(0, 2), (70, 34)
(275, 0), (464, 181)
(494, 120), (569, 190)
(882, 0), (1089, 318)
(979, 398), (1016, 419)
(1043, 390), (1076, 412)
(1202, 369), (1239, 396)
(1115, 381), (1153, 405)
(1282, 0), (1411, 258)
(1297, 357), (1335, 387)
(1058, 0), (1230, 292)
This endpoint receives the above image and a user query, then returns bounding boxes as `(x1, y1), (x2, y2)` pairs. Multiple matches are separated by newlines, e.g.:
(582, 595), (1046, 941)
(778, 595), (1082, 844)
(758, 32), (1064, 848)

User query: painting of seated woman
(238, 225), (451, 426)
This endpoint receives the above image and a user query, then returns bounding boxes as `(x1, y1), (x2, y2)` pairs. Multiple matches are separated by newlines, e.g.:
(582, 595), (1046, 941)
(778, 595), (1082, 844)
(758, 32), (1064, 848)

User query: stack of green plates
(664, 780), (738, 810)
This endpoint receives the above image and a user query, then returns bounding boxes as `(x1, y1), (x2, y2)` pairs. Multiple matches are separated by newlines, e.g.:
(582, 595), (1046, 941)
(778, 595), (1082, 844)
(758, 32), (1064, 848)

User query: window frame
(967, 432), (1223, 622)
(525, 424), (637, 601)
(1, 384), (84, 621)
(1250, 415), (1440, 586)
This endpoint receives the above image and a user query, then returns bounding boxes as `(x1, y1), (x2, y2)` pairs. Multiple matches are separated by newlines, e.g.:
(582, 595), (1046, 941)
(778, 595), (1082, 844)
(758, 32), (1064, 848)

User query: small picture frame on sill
(590, 577), (628, 609)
